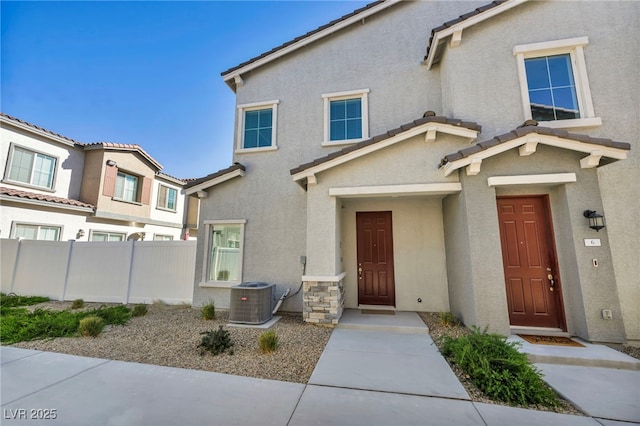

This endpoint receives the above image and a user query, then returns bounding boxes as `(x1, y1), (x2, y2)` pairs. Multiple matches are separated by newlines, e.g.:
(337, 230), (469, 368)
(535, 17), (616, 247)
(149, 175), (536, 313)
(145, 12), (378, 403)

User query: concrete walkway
(2, 311), (639, 425)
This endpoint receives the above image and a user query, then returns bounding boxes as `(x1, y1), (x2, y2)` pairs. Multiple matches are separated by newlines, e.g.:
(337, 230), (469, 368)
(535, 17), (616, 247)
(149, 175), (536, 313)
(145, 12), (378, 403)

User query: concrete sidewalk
(2, 310), (639, 426)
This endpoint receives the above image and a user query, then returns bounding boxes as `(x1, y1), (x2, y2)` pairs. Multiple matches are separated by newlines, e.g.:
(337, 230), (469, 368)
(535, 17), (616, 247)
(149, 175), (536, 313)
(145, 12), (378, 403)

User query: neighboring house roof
(184, 163), (246, 195)
(220, 0), (401, 90)
(290, 112), (481, 185)
(0, 186), (95, 212)
(439, 122), (631, 176)
(0, 112), (84, 148)
(423, 0), (527, 69)
(84, 142), (163, 171)
(156, 171), (187, 186)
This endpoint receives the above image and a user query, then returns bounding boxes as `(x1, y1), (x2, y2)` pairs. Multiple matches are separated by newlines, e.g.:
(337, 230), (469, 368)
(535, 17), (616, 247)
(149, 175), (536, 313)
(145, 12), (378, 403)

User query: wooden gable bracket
(425, 128), (437, 143)
(195, 190), (208, 199)
(234, 75), (244, 88)
(519, 139), (539, 156)
(307, 174), (317, 185)
(466, 158), (482, 176)
(580, 151), (605, 169)
(450, 29), (463, 48)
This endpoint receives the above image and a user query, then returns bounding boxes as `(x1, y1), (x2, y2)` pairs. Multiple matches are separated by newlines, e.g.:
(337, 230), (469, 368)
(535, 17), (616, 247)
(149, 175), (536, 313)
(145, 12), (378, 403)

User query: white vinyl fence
(1, 239), (196, 304)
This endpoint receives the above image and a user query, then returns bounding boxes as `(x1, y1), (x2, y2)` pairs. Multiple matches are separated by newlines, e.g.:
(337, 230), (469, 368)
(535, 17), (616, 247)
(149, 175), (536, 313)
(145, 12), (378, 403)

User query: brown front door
(356, 211), (396, 306)
(497, 196), (564, 329)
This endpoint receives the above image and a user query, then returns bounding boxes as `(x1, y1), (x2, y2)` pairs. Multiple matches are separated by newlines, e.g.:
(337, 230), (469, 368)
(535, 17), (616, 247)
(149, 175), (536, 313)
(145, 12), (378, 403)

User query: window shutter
(103, 166), (117, 197)
(141, 177), (152, 205)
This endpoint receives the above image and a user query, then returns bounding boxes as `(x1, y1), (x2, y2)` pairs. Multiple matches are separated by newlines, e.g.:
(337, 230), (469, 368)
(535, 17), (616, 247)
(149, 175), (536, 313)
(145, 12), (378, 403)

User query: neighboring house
(186, 0), (639, 345)
(1, 113), (198, 242)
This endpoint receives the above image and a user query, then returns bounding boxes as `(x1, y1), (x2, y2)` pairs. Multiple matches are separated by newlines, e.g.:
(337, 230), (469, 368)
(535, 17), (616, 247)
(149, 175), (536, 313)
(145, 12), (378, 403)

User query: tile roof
(0, 112), (84, 146)
(221, 1), (386, 77)
(439, 123), (631, 166)
(84, 142), (163, 170)
(184, 163), (246, 189)
(424, 1), (508, 62)
(290, 112), (481, 175)
(0, 186), (95, 210)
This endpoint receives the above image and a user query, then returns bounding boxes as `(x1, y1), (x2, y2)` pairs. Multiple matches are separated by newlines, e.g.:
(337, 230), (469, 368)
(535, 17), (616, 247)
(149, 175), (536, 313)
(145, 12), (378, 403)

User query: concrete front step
(507, 335), (640, 370)
(336, 309), (428, 334)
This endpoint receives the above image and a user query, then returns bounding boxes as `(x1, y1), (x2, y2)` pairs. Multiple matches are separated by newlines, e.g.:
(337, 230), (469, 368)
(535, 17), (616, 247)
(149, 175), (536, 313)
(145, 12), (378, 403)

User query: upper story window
(322, 89), (369, 145)
(514, 37), (601, 129)
(5, 145), (57, 190)
(157, 184), (177, 211)
(236, 100), (279, 153)
(90, 231), (125, 242)
(154, 234), (174, 241)
(115, 171), (139, 202)
(13, 223), (60, 241)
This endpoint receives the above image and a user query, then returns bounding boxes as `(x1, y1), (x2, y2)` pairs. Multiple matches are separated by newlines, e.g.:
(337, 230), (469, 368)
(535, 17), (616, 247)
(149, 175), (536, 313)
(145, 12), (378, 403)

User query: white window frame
(89, 230), (126, 242)
(4, 143), (58, 191)
(114, 170), (140, 203)
(156, 184), (178, 212)
(11, 222), (62, 241)
(153, 234), (174, 241)
(200, 219), (246, 288)
(322, 88), (370, 146)
(514, 37), (601, 129)
(235, 100), (279, 153)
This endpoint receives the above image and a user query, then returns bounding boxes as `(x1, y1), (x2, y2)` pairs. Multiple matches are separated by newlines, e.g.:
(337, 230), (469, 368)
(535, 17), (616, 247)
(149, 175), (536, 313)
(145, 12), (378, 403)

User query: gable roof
(184, 163), (246, 195)
(84, 142), (163, 171)
(423, 0), (527, 69)
(290, 112), (480, 185)
(0, 112), (84, 148)
(220, 0), (401, 91)
(0, 186), (95, 212)
(439, 123), (630, 176)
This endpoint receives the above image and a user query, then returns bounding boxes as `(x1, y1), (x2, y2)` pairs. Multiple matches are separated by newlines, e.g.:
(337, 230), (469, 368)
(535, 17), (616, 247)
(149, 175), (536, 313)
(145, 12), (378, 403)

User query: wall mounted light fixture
(583, 210), (606, 232)
(76, 229), (85, 239)
(106, 160), (117, 167)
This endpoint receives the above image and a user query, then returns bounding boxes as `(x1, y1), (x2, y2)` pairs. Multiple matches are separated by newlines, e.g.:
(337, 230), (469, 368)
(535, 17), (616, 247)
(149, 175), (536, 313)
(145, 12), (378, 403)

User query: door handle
(358, 266), (363, 279)
(547, 273), (555, 291)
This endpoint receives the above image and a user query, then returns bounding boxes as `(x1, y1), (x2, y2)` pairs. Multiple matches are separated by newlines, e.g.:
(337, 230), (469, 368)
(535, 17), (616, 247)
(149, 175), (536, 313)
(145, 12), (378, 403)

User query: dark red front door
(497, 196), (564, 329)
(356, 211), (395, 306)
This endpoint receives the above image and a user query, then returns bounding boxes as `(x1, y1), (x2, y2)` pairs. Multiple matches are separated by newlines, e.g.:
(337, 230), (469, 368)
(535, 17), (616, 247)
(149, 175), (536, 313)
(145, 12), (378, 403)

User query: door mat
(361, 309), (396, 315)
(518, 335), (585, 347)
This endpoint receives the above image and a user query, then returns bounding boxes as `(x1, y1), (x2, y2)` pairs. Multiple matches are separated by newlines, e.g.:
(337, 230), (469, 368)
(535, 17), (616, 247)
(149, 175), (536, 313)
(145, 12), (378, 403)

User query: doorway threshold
(510, 325), (569, 337)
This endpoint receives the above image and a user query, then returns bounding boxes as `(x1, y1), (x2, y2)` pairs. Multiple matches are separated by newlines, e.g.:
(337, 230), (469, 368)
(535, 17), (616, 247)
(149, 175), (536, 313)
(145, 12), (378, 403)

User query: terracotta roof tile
(0, 112), (84, 146)
(84, 142), (163, 170)
(0, 186), (95, 210)
(221, 1), (386, 77)
(184, 163), (246, 189)
(440, 124), (631, 166)
(290, 114), (481, 175)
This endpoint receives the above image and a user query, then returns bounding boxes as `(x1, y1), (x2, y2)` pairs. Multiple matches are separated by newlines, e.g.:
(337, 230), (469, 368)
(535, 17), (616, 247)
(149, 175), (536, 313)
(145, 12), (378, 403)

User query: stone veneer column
(303, 279), (344, 326)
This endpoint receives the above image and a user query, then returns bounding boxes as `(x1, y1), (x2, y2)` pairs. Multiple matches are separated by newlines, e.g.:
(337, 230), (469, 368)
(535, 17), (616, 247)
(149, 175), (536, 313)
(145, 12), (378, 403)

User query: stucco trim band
(302, 272), (347, 283)
(329, 183), (461, 198)
(487, 173), (577, 187)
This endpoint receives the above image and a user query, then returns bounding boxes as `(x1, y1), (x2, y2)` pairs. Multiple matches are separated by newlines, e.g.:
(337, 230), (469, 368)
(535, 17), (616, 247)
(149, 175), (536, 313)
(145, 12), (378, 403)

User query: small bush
(0, 293), (49, 308)
(79, 316), (104, 337)
(132, 304), (148, 317)
(88, 305), (131, 325)
(441, 326), (558, 407)
(71, 299), (85, 309)
(199, 326), (233, 356)
(201, 302), (215, 320)
(258, 330), (279, 353)
(439, 312), (460, 327)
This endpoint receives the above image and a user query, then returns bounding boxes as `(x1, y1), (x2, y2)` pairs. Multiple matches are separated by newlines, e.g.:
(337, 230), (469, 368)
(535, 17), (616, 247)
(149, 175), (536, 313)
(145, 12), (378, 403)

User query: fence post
(9, 239), (23, 294)
(61, 240), (74, 301)
(124, 240), (135, 304)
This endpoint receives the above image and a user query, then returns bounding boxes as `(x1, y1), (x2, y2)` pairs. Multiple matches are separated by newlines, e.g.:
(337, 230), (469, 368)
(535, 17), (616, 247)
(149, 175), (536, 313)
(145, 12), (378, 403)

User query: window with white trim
(90, 231), (125, 242)
(115, 171), (139, 202)
(154, 234), (174, 241)
(203, 220), (245, 284)
(157, 184), (177, 211)
(5, 145), (57, 189)
(236, 100), (279, 152)
(322, 89), (369, 145)
(13, 223), (60, 241)
(514, 37), (601, 129)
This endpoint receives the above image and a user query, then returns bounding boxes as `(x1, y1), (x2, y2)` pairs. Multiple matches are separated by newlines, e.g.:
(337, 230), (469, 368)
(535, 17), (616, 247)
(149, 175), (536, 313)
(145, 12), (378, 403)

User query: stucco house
(1, 113), (199, 242)
(187, 0), (639, 346)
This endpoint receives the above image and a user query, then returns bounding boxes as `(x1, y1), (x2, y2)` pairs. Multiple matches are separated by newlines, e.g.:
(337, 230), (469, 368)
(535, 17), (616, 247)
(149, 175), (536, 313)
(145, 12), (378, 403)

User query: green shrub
(258, 330), (279, 353)
(71, 299), (85, 309)
(441, 326), (558, 407)
(199, 326), (233, 356)
(79, 316), (104, 337)
(86, 305), (131, 325)
(132, 304), (148, 317)
(439, 312), (460, 327)
(201, 302), (215, 320)
(0, 293), (49, 308)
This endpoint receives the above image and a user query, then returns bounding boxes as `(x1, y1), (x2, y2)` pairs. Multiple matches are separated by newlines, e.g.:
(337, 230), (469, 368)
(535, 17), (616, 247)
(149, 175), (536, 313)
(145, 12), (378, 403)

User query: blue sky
(1, 1), (369, 179)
